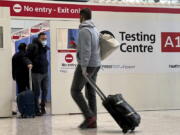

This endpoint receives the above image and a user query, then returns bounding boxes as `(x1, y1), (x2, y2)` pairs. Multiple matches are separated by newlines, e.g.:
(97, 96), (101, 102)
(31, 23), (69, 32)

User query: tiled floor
(0, 110), (180, 135)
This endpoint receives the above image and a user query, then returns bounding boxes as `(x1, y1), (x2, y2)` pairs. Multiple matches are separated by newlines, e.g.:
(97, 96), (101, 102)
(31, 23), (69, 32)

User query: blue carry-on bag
(17, 69), (35, 118)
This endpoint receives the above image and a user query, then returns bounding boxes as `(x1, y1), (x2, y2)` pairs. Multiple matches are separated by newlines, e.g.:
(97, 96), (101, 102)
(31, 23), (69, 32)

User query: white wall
(50, 11), (180, 115)
(0, 7), (12, 117)
(9, 2), (180, 115)
(93, 11), (180, 111)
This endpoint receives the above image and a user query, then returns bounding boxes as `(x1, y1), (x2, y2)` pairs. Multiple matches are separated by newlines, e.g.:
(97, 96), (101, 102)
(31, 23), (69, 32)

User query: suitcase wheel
(131, 127), (135, 131)
(122, 129), (128, 134)
(21, 115), (27, 119)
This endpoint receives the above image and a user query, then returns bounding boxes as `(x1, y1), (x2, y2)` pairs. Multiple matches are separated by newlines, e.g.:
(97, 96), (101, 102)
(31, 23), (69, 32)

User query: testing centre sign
(91, 11), (180, 73)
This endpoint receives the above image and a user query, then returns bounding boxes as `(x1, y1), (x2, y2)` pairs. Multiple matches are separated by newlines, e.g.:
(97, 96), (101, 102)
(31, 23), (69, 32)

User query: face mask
(41, 40), (47, 46)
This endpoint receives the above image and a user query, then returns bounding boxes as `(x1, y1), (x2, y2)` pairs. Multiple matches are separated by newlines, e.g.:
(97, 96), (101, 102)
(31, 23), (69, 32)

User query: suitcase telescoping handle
(29, 69), (33, 91)
(84, 75), (107, 101)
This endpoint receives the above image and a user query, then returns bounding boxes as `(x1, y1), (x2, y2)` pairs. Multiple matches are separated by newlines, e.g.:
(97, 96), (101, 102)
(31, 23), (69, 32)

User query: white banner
(93, 11), (180, 73)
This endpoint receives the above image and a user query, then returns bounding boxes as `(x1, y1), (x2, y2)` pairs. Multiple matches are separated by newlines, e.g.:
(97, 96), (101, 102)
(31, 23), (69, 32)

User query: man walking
(26, 32), (49, 116)
(71, 8), (101, 129)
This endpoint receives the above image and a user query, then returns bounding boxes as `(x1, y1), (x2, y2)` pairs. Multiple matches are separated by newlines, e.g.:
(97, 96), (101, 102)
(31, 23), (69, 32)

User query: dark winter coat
(25, 38), (49, 74)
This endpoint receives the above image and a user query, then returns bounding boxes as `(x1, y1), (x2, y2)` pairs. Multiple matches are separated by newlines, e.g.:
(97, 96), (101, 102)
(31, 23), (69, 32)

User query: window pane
(56, 28), (79, 50)
(0, 27), (3, 48)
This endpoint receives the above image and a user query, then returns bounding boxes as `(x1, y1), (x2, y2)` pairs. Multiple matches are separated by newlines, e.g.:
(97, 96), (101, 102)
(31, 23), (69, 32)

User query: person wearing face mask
(25, 32), (49, 116)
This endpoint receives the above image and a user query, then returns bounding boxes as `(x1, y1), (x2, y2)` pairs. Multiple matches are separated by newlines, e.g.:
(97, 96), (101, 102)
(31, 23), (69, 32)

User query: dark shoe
(41, 107), (46, 115)
(79, 117), (97, 129)
(35, 111), (42, 116)
(12, 111), (17, 115)
(40, 103), (46, 115)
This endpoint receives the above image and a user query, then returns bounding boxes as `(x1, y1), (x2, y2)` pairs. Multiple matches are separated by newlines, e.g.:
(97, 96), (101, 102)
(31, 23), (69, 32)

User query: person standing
(71, 8), (101, 129)
(25, 32), (49, 116)
(12, 43), (29, 94)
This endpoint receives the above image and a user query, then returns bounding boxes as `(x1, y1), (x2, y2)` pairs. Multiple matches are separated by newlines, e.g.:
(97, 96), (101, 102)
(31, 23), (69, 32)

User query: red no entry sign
(65, 54), (73, 63)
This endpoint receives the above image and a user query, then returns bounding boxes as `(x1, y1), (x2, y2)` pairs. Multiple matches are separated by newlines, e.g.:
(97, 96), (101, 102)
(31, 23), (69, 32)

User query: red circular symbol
(65, 54), (73, 63)
(13, 4), (22, 13)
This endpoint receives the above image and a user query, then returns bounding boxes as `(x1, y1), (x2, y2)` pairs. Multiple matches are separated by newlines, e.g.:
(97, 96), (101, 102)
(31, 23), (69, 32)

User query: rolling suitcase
(84, 76), (141, 133)
(17, 69), (35, 118)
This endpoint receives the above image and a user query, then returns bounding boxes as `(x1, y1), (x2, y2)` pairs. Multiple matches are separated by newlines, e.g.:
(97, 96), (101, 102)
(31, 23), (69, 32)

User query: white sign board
(93, 12), (180, 73)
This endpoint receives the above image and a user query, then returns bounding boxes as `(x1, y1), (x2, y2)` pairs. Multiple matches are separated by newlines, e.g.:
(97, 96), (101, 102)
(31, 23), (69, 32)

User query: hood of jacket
(79, 20), (96, 29)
